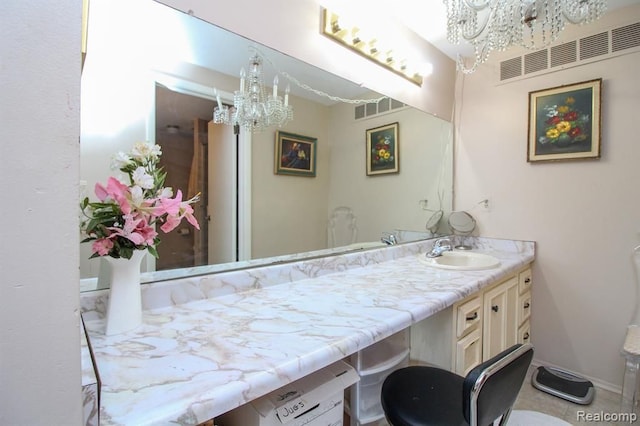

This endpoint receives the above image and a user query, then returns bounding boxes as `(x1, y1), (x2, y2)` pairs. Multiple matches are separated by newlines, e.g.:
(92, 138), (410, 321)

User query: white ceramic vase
(104, 250), (147, 335)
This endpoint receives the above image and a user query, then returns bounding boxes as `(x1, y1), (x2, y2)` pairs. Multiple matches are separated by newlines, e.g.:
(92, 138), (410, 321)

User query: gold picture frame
(527, 78), (602, 162)
(274, 131), (317, 177)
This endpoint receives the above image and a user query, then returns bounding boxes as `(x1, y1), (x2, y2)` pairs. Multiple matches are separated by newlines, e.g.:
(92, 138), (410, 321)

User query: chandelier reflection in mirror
(445, 0), (607, 73)
(213, 53), (293, 132)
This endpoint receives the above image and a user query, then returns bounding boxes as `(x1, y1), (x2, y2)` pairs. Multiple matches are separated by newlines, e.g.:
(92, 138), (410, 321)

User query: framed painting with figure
(275, 131), (317, 177)
(366, 122), (399, 175)
(527, 79), (602, 163)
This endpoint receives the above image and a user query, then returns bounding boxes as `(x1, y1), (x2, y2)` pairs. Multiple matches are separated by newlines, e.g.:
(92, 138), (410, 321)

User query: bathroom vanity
(411, 264), (532, 376)
(80, 237), (534, 425)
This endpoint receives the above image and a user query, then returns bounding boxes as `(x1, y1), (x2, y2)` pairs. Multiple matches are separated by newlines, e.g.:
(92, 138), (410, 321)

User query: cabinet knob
(491, 305), (499, 313)
(524, 302), (530, 309)
(523, 332), (530, 341)
(466, 312), (478, 321)
(524, 277), (531, 284)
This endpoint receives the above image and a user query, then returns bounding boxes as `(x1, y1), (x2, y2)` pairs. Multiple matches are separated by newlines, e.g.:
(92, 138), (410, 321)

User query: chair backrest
(463, 343), (534, 426)
(327, 206), (357, 248)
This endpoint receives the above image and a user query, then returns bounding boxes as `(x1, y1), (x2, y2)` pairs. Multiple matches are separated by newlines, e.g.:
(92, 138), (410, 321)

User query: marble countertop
(82, 237), (535, 425)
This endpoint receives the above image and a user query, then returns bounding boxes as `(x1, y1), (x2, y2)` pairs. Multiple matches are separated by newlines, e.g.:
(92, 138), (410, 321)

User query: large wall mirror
(80, 0), (453, 291)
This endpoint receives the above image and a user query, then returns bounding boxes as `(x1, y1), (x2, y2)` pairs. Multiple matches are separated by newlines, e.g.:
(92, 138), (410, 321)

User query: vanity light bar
(320, 8), (424, 86)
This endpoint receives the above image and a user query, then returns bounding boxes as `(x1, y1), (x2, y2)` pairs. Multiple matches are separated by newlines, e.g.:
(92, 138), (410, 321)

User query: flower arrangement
(539, 96), (590, 146)
(371, 134), (395, 166)
(80, 141), (200, 260)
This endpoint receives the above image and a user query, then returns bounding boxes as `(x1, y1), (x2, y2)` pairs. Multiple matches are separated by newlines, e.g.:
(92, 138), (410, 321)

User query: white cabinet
(448, 265), (532, 375)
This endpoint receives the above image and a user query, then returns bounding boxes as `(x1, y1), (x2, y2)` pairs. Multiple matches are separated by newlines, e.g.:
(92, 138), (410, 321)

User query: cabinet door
(483, 277), (518, 360)
(455, 328), (482, 376)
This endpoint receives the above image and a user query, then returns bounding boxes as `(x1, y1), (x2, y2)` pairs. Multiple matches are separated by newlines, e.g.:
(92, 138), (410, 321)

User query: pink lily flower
(95, 177), (132, 215)
(106, 214), (156, 246)
(160, 215), (181, 233)
(156, 189), (183, 216)
(158, 190), (200, 233)
(181, 203), (200, 230)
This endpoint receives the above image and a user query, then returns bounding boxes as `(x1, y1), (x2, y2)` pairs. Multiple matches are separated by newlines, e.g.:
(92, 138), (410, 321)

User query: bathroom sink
(419, 251), (501, 271)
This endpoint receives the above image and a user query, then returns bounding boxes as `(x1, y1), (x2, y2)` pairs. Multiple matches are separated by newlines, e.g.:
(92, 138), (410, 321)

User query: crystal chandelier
(213, 53), (293, 132)
(444, 0), (607, 73)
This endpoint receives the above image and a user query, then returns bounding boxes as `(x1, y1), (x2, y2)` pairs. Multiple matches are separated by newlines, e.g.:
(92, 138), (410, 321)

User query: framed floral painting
(275, 131), (317, 177)
(527, 78), (602, 162)
(366, 122), (399, 175)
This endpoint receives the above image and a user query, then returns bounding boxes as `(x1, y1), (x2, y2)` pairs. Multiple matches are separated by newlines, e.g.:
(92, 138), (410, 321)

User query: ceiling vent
(497, 20), (640, 84)
(354, 97), (406, 120)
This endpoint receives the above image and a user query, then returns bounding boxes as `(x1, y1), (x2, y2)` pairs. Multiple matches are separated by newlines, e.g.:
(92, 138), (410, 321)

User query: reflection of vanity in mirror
(80, 0), (453, 290)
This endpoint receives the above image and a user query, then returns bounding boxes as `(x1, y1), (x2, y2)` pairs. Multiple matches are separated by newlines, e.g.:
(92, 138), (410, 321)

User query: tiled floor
(514, 365), (631, 425)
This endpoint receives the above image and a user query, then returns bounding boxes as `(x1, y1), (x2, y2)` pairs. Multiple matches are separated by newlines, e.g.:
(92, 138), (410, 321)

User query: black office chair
(381, 343), (534, 426)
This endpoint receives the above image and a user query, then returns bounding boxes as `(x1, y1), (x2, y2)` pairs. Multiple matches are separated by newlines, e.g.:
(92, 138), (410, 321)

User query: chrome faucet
(426, 237), (453, 258)
(381, 232), (397, 246)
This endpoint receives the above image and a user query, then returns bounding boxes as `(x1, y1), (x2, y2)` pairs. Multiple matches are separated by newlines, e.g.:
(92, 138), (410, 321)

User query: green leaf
(147, 245), (159, 258)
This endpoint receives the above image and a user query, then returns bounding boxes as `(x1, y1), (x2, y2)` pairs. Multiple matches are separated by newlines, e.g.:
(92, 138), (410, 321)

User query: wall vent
(550, 41), (577, 67)
(497, 20), (640, 84)
(612, 22), (640, 52)
(524, 50), (548, 74)
(579, 31), (609, 60)
(500, 57), (522, 81)
(354, 97), (406, 120)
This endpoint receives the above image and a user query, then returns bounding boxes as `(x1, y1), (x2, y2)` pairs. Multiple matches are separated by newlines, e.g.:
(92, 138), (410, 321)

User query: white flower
(132, 166), (154, 189)
(131, 142), (162, 161)
(111, 152), (132, 170)
(158, 187), (173, 198)
(130, 185), (144, 207)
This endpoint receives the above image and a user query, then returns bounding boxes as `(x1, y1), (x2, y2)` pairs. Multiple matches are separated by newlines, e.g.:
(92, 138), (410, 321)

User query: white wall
(0, 1), (83, 424)
(454, 5), (640, 389)
(251, 96), (331, 258)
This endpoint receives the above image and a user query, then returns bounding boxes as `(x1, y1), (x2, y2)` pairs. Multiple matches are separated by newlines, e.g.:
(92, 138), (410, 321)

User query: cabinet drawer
(455, 328), (482, 376)
(455, 296), (482, 338)
(518, 291), (532, 325)
(518, 321), (531, 345)
(518, 268), (532, 294)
